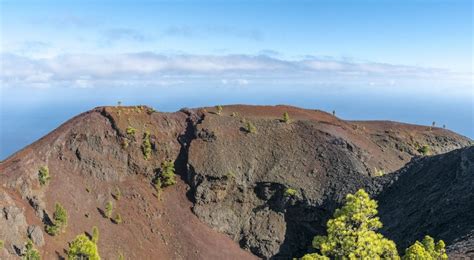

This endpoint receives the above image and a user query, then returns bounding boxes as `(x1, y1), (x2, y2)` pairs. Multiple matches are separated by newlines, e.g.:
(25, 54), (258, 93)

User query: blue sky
(1, 0), (473, 89)
(0, 0), (473, 158)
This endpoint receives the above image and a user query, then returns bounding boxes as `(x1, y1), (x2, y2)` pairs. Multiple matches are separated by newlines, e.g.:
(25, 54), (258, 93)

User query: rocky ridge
(0, 105), (472, 259)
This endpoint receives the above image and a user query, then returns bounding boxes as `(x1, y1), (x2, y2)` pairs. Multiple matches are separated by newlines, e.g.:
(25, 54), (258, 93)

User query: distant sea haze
(0, 85), (472, 160)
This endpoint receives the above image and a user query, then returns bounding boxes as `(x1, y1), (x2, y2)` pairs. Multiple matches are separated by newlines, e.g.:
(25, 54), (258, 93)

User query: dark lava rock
(377, 146), (474, 257)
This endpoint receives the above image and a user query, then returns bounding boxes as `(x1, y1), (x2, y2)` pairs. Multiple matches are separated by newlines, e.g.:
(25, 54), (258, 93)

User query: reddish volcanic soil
(0, 105), (471, 259)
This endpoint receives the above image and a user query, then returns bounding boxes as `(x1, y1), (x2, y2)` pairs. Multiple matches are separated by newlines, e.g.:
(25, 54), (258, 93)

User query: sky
(0, 0), (473, 159)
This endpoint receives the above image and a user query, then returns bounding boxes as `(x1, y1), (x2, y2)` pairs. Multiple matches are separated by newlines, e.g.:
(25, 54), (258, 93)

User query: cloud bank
(1, 52), (471, 91)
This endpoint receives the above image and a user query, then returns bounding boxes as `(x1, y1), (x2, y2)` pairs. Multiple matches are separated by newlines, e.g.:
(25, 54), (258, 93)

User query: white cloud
(0, 52), (471, 90)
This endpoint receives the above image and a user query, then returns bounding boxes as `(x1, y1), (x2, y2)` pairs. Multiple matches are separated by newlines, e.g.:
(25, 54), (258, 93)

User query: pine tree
(38, 166), (51, 186)
(418, 145), (430, 155)
(105, 201), (113, 218)
(160, 160), (176, 187)
(113, 213), (123, 224)
(153, 178), (162, 199)
(46, 202), (68, 235)
(91, 226), (99, 243)
(67, 234), (100, 260)
(282, 112), (290, 124)
(301, 253), (328, 260)
(245, 121), (257, 134)
(403, 236), (447, 260)
(216, 105), (223, 115)
(112, 186), (122, 200)
(303, 189), (399, 259)
(126, 126), (136, 136)
(142, 131), (152, 160)
(23, 240), (41, 260)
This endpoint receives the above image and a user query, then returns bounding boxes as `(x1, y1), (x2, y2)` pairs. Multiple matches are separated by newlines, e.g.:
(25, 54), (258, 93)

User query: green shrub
(302, 189), (399, 259)
(403, 236), (447, 260)
(284, 188), (297, 197)
(374, 167), (385, 176)
(91, 226), (99, 243)
(23, 239), (41, 260)
(282, 112), (290, 123)
(147, 107), (156, 115)
(231, 112), (238, 117)
(216, 105), (223, 115)
(244, 121), (257, 134)
(54, 203), (67, 227)
(113, 213), (122, 224)
(46, 203), (68, 236)
(105, 201), (113, 218)
(418, 145), (430, 155)
(45, 224), (60, 236)
(121, 139), (129, 149)
(153, 178), (162, 199)
(301, 253), (328, 260)
(142, 131), (152, 160)
(126, 126), (136, 136)
(0, 239), (4, 250)
(118, 252), (125, 260)
(160, 160), (176, 187)
(112, 186), (122, 200)
(226, 171), (236, 180)
(67, 234), (100, 260)
(38, 166), (50, 186)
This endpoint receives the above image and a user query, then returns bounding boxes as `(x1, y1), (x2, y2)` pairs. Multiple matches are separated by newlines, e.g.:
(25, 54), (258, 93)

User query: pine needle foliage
(23, 240), (41, 260)
(402, 236), (447, 260)
(302, 189), (399, 259)
(46, 203), (68, 236)
(38, 166), (51, 186)
(142, 131), (152, 160)
(282, 112), (290, 123)
(216, 105), (223, 115)
(126, 126), (136, 136)
(91, 226), (99, 243)
(67, 234), (100, 260)
(105, 201), (113, 218)
(160, 160), (176, 187)
(113, 213), (122, 224)
(244, 121), (257, 134)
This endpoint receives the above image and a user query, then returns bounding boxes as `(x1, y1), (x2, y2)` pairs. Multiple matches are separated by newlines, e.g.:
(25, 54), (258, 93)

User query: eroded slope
(377, 146), (474, 257)
(186, 105), (471, 258)
(0, 106), (255, 260)
(0, 104), (471, 259)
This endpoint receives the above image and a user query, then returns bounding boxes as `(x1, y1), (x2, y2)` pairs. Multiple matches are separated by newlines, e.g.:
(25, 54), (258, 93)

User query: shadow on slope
(377, 146), (474, 255)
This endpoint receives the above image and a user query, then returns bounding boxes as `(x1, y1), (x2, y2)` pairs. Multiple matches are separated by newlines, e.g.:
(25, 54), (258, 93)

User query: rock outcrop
(377, 146), (474, 257)
(185, 105), (471, 258)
